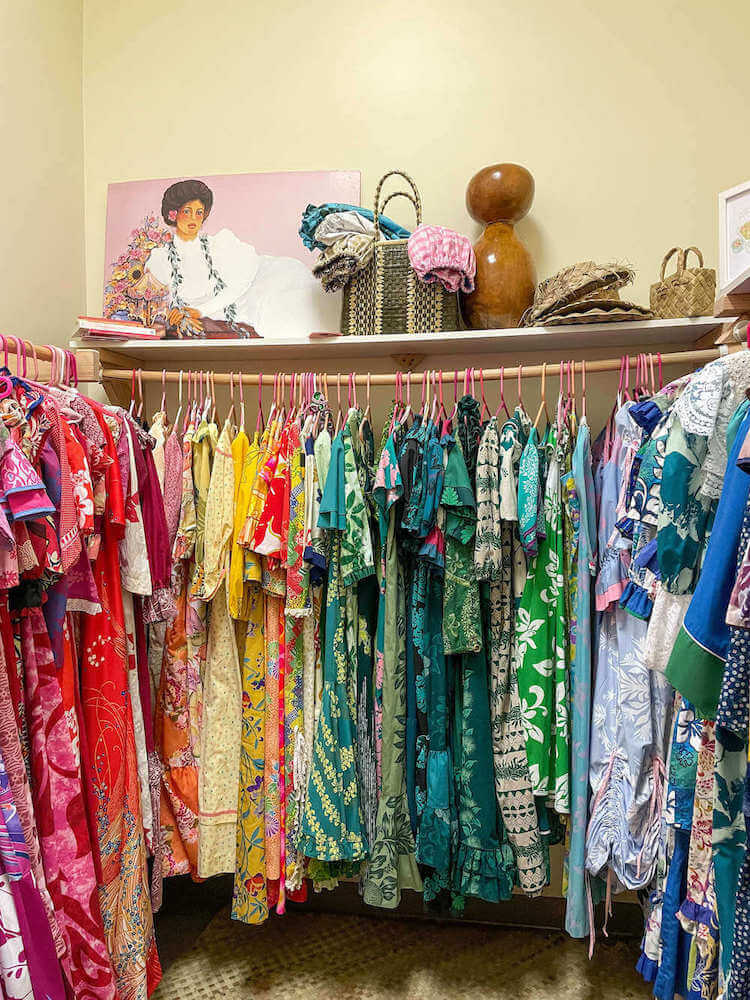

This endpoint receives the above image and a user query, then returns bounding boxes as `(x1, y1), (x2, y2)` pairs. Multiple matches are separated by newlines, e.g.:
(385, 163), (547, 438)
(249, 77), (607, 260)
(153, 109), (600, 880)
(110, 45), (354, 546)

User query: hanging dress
(364, 427), (422, 907)
(586, 406), (673, 892)
(516, 424), (570, 811)
(414, 427), (454, 902)
(283, 421), (309, 892)
(77, 403), (161, 1000)
(564, 417), (599, 936)
(199, 419), (242, 877)
(297, 427), (368, 863)
(156, 415), (200, 876)
(0, 745), (65, 1000)
(252, 425), (290, 910)
(232, 431), (268, 925)
(475, 415), (545, 896)
(442, 432), (514, 906)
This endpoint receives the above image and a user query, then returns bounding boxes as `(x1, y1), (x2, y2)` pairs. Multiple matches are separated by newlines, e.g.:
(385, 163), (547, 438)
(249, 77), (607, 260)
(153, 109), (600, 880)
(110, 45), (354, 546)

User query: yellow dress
(232, 433), (269, 924)
(198, 420), (243, 877)
(228, 425), (253, 622)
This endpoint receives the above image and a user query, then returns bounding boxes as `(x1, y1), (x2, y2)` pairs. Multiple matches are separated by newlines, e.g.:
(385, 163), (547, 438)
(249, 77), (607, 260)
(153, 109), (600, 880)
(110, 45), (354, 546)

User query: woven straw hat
(542, 298), (653, 325)
(522, 261), (636, 326)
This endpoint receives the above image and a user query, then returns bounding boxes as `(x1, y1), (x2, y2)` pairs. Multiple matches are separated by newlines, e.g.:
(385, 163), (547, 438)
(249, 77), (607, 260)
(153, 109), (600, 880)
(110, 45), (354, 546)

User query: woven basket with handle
(341, 170), (460, 336)
(649, 246), (715, 319)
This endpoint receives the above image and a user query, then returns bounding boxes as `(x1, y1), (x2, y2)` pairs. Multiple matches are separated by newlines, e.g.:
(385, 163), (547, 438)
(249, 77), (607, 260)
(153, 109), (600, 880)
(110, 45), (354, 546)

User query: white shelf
(73, 315), (728, 367)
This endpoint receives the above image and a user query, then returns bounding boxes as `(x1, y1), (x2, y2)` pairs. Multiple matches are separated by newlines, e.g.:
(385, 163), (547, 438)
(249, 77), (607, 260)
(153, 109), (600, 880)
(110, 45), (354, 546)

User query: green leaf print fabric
(442, 437), (482, 656)
(442, 432), (515, 905)
(363, 431), (422, 907)
(475, 418), (546, 895)
(297, 431), (369, 861)
(657, 413), (713, 595)
(516, 426), (571, 812)
(452, 635), (515, 905)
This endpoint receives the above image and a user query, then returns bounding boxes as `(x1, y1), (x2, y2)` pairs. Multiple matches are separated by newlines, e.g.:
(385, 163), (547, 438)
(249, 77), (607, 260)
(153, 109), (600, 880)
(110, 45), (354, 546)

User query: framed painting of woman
(103, 170), (360, 339)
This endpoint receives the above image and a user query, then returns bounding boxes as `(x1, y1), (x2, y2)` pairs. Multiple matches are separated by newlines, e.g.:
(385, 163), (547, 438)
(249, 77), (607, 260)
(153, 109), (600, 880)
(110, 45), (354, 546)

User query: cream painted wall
(83, 0), (750, 315)
(1, 0), (84, 346)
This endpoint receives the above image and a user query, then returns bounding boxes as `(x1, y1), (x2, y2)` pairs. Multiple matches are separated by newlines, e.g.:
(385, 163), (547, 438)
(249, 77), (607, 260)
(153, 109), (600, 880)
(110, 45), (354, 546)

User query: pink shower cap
(407, 224), (476, 294)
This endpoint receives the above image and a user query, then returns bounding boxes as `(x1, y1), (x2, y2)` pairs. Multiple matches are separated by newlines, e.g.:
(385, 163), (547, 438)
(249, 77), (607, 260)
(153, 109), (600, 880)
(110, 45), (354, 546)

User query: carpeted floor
(153, 904), (651, 999)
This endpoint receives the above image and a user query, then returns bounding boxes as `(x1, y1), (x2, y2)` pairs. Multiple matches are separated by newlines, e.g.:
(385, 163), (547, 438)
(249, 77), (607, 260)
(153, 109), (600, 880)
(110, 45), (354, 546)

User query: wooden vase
(462, 163), (536, 330)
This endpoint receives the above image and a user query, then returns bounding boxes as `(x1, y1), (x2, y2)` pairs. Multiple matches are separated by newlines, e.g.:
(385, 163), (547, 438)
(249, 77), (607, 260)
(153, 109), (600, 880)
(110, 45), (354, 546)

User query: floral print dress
(363, 428), (422, 907)
(564, 418), (598, 936)
(297, 428), (369, 863)
(475, 416), (545, 896)
(443, 433), (515, 906)
(198, 420), (242, 877)
(516, 424), (571, 811)
(232, 432), (268, 925)
(586, 408), (673, 892)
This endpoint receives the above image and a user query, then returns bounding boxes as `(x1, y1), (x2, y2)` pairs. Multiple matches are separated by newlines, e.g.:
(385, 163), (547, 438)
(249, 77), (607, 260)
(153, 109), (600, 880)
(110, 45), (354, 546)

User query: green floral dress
(362, 430), (422, 907)
(516, 425), (571, 812)
(410, 424), (452, 902)
(442, 437), (482, 657)
(297, 427), (369, 861)
(443, 433), (515, 905)
(475, 417), (546, 896)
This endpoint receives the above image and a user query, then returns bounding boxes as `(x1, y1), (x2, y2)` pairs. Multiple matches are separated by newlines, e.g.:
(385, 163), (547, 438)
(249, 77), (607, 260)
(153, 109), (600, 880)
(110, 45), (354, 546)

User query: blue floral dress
(564, 418), (598, 936)
(586, 408), (673, 892)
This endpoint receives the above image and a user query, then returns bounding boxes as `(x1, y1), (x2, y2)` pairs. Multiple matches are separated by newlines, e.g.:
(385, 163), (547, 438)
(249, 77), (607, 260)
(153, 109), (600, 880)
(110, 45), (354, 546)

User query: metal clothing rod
(100, 346), (732, 388)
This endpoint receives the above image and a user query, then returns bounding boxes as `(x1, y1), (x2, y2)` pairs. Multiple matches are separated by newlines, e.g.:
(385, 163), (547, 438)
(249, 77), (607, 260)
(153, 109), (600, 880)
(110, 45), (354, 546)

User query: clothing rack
(99, 344), (734, 388)
(13, 332), (738, 946)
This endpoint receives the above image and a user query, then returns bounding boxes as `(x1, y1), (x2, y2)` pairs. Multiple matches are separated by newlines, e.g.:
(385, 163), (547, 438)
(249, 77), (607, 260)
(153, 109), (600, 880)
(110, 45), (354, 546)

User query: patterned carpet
(153, 905), (651, 999)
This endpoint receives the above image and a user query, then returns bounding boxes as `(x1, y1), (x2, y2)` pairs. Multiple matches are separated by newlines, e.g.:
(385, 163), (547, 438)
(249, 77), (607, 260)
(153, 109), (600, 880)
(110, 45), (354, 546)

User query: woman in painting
(145, 179), (339, 338)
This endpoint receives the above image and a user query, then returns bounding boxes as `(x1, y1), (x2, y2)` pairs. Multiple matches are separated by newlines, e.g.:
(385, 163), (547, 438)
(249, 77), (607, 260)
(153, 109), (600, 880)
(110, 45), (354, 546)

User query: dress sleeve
(145, 246), (171, 288)
(196, 228), (260, 316)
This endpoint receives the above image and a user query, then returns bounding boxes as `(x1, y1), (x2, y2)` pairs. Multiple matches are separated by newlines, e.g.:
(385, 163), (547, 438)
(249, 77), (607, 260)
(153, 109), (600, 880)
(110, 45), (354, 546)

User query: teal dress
(298, 429), (369, 862)
(442, 433), (515, 906)
(363, 430), (422, 907)
(414, 427), (454, 901)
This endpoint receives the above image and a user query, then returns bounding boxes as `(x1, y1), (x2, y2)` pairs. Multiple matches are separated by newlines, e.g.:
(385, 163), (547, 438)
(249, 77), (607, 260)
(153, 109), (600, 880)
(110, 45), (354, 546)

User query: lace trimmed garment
(199, 421), (242, 877)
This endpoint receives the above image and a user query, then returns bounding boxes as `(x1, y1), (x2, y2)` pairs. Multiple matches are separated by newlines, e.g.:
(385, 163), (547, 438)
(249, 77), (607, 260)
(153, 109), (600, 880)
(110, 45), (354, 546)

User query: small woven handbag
(650, 246), (715, 319)
(341, 170), (460, 336)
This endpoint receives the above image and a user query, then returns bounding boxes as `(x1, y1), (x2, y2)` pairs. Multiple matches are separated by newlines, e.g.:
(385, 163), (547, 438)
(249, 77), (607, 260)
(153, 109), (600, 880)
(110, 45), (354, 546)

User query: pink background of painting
(103, 169), (361, 303)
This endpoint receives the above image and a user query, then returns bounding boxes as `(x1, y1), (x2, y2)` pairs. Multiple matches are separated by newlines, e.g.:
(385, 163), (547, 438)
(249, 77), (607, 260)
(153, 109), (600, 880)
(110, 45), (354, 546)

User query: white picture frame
(719, 179), (750, 297)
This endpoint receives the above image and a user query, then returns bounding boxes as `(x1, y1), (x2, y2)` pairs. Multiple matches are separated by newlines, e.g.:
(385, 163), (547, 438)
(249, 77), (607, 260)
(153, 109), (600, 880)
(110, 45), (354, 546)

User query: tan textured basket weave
(650, 246), (716, 319)
(341, 170), (460, 336)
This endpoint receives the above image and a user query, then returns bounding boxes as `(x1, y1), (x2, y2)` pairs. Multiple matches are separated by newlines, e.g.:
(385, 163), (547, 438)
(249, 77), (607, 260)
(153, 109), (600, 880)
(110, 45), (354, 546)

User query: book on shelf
(77, 316), (164, 339)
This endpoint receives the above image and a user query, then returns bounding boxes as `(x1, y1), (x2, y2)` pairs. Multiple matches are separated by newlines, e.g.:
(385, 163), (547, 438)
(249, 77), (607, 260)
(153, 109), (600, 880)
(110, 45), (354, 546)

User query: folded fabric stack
(407, 223), (476, 293)
(521, 261), (653, 326)
(301, 202), (410, 292)
(299, 202), (410, 250)
(313, 233), (375, 292)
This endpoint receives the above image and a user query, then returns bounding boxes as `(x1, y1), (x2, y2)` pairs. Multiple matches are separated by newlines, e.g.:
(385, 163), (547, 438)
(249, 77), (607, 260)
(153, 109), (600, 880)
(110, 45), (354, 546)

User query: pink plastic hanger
(622, 355), (632, 403)
(334, 373), (342, 435)
(581, 360), (587, 423)
(0, 337), (12, 398)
